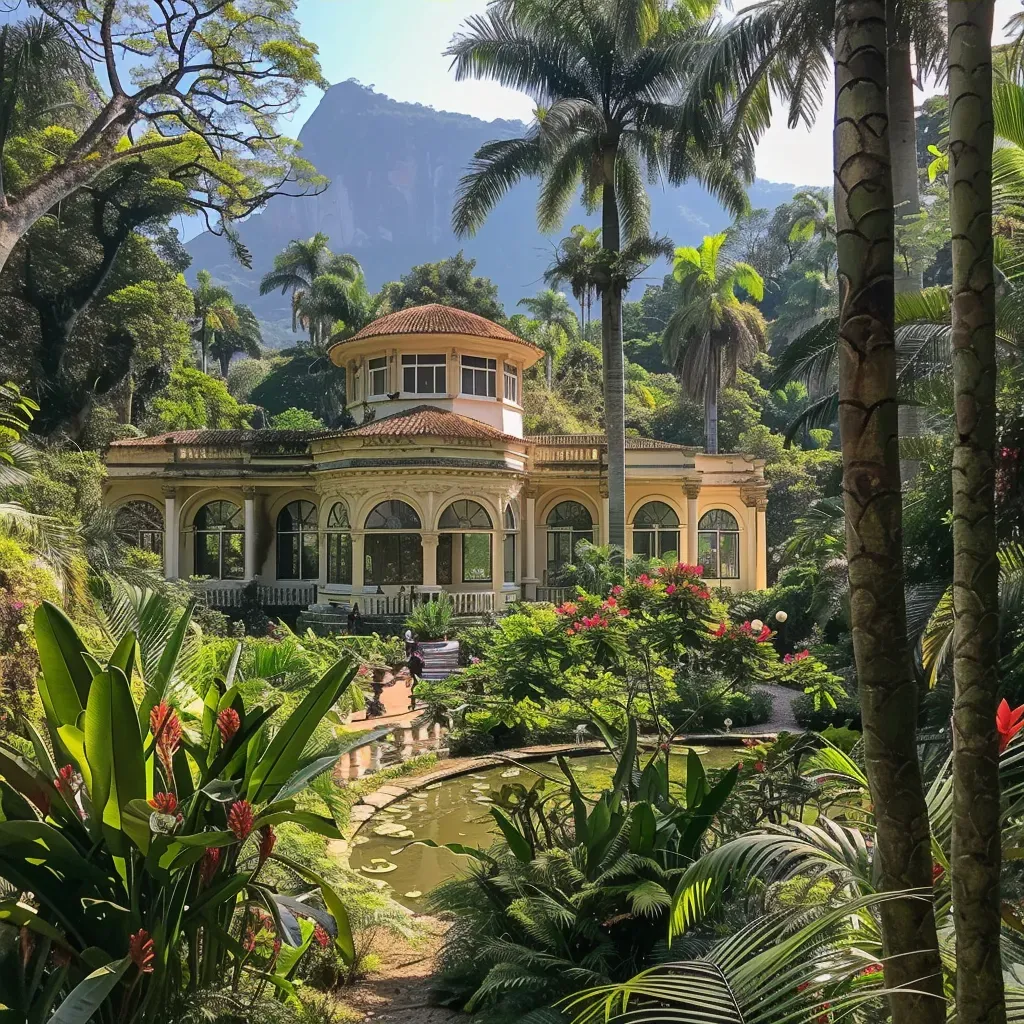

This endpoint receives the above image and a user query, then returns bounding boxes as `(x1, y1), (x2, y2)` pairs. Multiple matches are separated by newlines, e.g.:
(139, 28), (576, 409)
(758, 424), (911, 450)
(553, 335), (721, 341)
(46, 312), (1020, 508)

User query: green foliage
(269, 407), (326, 431)
(0, 600), (359, 1023)
(150, 366), (255, 431)
(376, 252), (504, 321)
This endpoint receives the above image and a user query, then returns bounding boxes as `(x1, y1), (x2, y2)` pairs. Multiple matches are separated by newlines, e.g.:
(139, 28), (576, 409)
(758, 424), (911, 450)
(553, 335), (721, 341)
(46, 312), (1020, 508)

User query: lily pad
(372, 821), (409, 837)
(425, 783), (442, 790)
(470, 774), (488, 779)
(361, 859), (398, 874)
(404, 890), (423, 899)
(397, 812), (412, 821)
(352, 835), (370, 845)
(396, 829), (415, 838)
(500, 768), (521, 778)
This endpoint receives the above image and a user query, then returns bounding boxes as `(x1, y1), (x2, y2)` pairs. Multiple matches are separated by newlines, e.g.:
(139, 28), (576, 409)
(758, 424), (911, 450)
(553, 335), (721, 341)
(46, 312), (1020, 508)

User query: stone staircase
(420, 640), (460, 680)
(295, 603), (351, 636)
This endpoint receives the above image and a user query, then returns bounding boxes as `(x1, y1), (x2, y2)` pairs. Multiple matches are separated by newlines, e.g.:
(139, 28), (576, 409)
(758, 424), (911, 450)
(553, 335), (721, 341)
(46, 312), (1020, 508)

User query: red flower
(148, 792), (178, 814)
(783, 653), (794, 664)
(665, 584), (677, 595)
(556, 601), (579, 616)
(713, 622), (728, 638)
(737, 761), (744, 771)
(611, 584), (624, 596)
(794, 649), (810, 661)
(228, 799), (255, 841)
(997, 698), (1024, 753)
(216, 707), (240, 744)
(742, 738), (758, 748)
(200, 846), (221, 885)
(313, 924), (330, 948)
(258, 825), (277, 865)
(932, 862), (945, 883)
(53, 764), (75, 792)
(797, 982), (810, 993)
(756, 625), (772, 642)
(859, 963), (884, 977)
(754, 761), (766, 773)
(128, 929), (154, 974)
(150, 701), (182, 779)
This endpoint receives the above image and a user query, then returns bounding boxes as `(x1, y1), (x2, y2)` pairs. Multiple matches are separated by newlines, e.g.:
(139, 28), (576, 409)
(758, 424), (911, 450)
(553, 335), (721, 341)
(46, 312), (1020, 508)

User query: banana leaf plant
(0, 600), (357, 1024)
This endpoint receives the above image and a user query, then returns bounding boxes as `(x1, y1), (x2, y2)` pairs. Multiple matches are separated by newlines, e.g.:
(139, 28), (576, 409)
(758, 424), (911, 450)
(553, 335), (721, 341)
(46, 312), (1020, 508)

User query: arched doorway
(364, 500), (422, 585)
(277, 500), (319, 580)
(632, 501), (680, 560)
(698, 509), (740, 579)
(437, 499), (493, 584)
(194, 500), (244, 579)
(503, 503), (518, 584)
(545, 500), (593, 582)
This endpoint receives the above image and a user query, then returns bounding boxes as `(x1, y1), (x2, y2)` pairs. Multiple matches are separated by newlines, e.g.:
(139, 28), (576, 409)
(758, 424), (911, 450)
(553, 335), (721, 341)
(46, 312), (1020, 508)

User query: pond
(348, 747), (745, 908)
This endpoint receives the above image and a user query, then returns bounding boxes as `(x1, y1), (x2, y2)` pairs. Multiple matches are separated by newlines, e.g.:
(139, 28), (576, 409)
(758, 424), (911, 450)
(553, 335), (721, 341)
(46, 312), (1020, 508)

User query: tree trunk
(833, 4), (945, 1023)
(706, 343), (720, 455)
(948, 4), (1005, 1022)
(220, 351), (232, 378)
(889, 41), (923, 293)
(546, 351), (553, 388)
(600, 151), (626, 554)
(202, 327), (210, 374)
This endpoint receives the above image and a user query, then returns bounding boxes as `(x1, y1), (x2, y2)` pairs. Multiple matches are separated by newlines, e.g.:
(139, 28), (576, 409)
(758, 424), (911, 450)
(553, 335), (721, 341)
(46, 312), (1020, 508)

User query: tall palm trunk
(833, 3), (945, 1023)
(705, 343), (720, 454)
(201, 326), (210, 374)
(948, 4), (1005, 1022)
(889, 40), (923, 291)
(600, 147), (626, 554)
(545, 351), (553, 388)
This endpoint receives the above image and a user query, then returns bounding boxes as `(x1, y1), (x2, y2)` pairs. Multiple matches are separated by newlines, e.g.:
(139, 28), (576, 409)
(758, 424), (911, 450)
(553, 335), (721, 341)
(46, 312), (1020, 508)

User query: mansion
(104, 304), (769, 617)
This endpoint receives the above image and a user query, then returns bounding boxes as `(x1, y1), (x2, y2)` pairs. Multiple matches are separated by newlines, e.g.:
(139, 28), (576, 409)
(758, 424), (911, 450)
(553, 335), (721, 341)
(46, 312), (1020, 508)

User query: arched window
(277, 500), (319, 580)
(365, 501), (421, 530)
(115, 500), (163, 555)
(503, 503), (517, 584)
(364, 500), (422, 585)
(698, 509), (740, 579)
(194, 501), (244, 580)
(632, 501), (680, 560)
(326, 502), (352, 585)
(546, 500), (594, 581)
(438, 500), (493, 584)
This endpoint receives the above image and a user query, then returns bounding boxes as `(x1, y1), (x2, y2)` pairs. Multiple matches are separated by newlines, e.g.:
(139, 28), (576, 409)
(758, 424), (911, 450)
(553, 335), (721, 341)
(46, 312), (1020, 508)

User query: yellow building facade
(104, 305), (768, 617)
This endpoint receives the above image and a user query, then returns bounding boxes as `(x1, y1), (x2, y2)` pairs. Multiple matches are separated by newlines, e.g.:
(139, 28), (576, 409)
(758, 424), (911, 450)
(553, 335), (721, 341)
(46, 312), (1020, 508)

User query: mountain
(185, 80), (803, 344)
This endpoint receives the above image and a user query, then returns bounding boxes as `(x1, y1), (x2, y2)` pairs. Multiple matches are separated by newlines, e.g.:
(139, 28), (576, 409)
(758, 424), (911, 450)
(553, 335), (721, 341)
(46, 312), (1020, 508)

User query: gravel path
(744, 683), (800, 735)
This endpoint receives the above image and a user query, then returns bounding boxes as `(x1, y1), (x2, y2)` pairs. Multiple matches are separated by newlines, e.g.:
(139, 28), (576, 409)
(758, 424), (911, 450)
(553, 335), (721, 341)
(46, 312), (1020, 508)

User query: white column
(243, 489), (257, 581)
(163, 489), (178, 580)
(421, 533), (439, 590)
(600, 496), (610, 546)
(523, 493), (538, 599)
(685, 483), (700, 566)
(491, 529), (504, 607)
(351, 531), (365, 591)
(756, 500), (768, 591)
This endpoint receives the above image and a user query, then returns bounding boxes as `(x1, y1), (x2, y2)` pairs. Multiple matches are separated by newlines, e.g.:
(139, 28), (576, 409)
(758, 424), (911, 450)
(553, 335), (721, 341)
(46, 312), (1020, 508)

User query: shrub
(793, 692), (862, 730)
(0, 600), (359, 1023)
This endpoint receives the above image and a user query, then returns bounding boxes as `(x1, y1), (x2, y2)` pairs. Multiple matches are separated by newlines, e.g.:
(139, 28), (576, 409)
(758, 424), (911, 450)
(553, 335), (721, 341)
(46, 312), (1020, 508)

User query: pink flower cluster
(713, 621), (772, 642)
(783, 649), (811, 664)
(657, 563), (704, 577)
(560, 596), (628, 634)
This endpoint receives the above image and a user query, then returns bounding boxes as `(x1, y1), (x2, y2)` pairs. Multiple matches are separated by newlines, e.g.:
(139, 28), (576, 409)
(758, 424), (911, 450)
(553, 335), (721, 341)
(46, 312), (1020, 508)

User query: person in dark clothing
(347, 603), (361, 634)
(406, 644), (425, 710)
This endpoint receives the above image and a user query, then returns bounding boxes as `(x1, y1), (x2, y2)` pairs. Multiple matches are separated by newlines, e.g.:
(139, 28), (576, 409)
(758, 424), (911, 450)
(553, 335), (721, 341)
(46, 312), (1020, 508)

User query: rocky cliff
(185, 80), (801, 343)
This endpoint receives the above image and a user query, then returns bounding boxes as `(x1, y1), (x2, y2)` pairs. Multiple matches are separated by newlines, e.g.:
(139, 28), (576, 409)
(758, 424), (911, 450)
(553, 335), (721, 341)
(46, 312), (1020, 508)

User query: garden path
(747, 683), (800, 734)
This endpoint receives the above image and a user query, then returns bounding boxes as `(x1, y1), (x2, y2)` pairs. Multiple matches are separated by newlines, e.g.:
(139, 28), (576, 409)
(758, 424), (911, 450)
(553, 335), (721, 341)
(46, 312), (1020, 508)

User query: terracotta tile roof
(341, 405), (519, 443)
(528, 433), (696, 451)
(331, 303), (543, 353)
(109, 429), (332, 448)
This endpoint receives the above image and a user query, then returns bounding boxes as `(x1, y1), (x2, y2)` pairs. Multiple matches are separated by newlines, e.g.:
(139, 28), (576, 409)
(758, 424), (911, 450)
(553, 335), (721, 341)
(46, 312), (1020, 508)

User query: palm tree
(947, 3), (1005, 1022)
(545, 225), (603, 338)
(662, 233), (767, 454)
(692, 0), (944, 290)
(299, 269), (371, 350)
(448, 0), (751, 553)
(787, 189), (837, 280)
(517, 289), (579, 385)
(209, 304), (263, 378)
(259, 234), (363, 348)
(832, 3), (945, 1022)
(190, 270), (238, 375)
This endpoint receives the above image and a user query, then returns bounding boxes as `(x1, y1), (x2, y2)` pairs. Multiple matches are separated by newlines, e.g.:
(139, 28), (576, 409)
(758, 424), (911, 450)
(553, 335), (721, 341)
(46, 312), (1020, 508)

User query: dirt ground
(341, 917), (464, 1023)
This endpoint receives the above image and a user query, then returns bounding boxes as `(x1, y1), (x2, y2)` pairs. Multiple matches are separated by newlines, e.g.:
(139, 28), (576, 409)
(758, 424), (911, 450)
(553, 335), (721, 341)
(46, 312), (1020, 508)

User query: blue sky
(281, 0), (1020, 188)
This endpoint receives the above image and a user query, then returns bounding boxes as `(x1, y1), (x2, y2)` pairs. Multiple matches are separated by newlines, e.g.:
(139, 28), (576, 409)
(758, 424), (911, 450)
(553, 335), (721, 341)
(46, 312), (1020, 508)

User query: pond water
(348, 747), (744, 908)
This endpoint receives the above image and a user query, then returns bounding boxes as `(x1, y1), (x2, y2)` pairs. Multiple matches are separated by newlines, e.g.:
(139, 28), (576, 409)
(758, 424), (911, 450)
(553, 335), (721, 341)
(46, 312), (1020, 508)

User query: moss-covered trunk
(833, 3), (945, 1022)
(948, 3), (1006, 1022)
